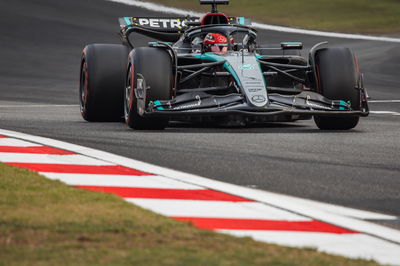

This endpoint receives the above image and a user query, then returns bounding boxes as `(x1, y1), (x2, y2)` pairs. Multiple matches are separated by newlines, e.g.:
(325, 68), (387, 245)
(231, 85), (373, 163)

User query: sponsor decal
(251, 95), (266, 103)
(173, 95), (202, 110)
(248, 88), (263, 93)
(240, 64), (254, 70)
(129, 17), (198, 29)
(217, 36), (226, 42)
(305, 95), (332, 110)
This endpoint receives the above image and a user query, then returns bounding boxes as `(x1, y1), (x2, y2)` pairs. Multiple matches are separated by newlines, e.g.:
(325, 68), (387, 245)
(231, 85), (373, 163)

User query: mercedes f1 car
(79, 0), (369, 130)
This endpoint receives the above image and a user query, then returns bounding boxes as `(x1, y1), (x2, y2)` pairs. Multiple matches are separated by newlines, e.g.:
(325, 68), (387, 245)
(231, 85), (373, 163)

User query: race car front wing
(146, 90), (369, 120)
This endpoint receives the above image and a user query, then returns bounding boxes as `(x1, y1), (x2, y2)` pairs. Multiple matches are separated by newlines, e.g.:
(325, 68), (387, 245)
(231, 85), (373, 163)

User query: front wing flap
(147, 91), (368, 117)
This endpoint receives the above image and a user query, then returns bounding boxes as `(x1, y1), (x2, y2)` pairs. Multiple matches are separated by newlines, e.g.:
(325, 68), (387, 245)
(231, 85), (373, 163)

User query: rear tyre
(313, 48), (360, 130)
(80, 44), (129, 122)
(125, 47), (173, 130)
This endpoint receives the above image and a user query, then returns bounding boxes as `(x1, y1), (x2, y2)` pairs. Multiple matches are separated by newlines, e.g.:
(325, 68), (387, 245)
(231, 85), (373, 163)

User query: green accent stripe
(223, 62), (241, 87)
(339, 100), (347, 110)
(281, 42), (302, 45)
(195, 53), (242, 87)
(124, 17), (131, 26)
(153, 100), (165, 110)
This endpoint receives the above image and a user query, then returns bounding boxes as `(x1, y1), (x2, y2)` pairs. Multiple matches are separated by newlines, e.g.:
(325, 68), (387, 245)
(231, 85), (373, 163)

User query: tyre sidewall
(314, 48), (361, 130)
(80, 44), (129, 122)
(125, 47), (173, 130)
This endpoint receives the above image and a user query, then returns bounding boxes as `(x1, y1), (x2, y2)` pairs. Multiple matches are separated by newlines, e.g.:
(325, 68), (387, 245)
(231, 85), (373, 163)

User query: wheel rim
(79, 61), (89, 113)
(124, 67), (132, 121)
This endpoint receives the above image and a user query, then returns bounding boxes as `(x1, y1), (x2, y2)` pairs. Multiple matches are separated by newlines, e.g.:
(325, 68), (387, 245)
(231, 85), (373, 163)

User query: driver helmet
(203, 33), (229, 55)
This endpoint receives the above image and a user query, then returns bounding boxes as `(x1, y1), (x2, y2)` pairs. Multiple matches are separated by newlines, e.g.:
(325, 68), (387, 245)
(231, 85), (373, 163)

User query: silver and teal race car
(79, 0), (369, 130)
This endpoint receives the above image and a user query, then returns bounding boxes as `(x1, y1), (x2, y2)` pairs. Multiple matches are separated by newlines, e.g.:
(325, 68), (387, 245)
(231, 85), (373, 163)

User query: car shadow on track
(161, 121), (366, 134)
(162, 122), (319, 134)
(74, 120), (365, 134)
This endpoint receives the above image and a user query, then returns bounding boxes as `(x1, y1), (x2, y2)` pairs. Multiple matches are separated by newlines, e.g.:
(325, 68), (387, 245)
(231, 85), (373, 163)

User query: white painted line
(1, 129), (399, 245)
(370, 111), (400, 116)
(41, 173), (203, 189)
(0, 138), (41, 147)
(0, 153), (114, 165)
(369, 100), (400, 103)
(219, 230), (400, 265)
(0, 104), (79, 108)
(127, 199), (310, 220)
(287, 197), (397, 221)
(107, 0), (400, 43)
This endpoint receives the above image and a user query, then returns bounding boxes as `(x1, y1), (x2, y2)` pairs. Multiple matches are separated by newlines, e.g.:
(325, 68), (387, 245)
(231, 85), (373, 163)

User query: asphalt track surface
(0, 0), (399, 218)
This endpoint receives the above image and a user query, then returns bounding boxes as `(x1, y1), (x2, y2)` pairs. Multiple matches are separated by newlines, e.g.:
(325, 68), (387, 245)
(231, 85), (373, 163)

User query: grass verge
(0, 163), (378, 265)
(147, 0), (400, 34)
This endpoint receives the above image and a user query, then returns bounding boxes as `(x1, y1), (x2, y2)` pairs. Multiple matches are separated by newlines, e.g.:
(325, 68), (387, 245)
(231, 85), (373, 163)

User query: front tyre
(125, 47), (173, 130)
(313, 48), (360, 130)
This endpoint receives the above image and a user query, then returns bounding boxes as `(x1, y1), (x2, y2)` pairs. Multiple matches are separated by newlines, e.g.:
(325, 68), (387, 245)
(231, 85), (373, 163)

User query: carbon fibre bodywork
(116, 4), (369, 125)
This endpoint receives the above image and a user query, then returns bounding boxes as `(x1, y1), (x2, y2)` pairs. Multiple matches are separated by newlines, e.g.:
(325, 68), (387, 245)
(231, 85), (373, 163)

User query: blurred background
(150, 0), (400, 34)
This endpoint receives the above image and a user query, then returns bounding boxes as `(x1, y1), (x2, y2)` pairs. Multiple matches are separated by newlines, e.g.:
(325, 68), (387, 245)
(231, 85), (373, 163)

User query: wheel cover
(124, 67), (133, 121)
(135, 73), (146, 116)
(79, 61), (89, 113)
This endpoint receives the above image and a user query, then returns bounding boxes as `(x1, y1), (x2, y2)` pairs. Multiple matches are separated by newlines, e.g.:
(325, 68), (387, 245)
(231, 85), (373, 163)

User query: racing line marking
(369, 100), (400, 103)
(0, 129), (399, 264)
(370, 111), (400, 116)
(107, 0), (400, 43)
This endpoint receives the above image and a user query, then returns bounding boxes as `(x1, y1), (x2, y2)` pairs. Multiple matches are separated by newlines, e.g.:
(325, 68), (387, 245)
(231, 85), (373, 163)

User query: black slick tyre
(125, 47), (173, 130)
(80, 44), (129, 122)
(314, 48), (360, 130)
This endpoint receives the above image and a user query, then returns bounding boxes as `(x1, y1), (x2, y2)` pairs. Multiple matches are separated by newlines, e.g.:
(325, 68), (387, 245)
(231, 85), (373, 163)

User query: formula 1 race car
(79, 0), (369, 130)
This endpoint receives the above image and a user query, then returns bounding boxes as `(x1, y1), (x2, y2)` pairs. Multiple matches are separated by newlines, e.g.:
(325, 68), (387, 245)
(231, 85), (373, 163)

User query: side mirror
(281, 42), (303, 50)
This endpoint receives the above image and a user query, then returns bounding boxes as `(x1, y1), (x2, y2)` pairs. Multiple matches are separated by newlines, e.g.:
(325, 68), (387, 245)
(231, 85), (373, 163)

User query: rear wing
(119, 16), (251, 31)
(119, 17), (200, 33)
(119, 16), (252, 46)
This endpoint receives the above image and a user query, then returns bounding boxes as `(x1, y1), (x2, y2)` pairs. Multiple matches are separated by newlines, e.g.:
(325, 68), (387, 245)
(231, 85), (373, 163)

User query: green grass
(0, 163), (378, 265)
(149, 0), (400, 34)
